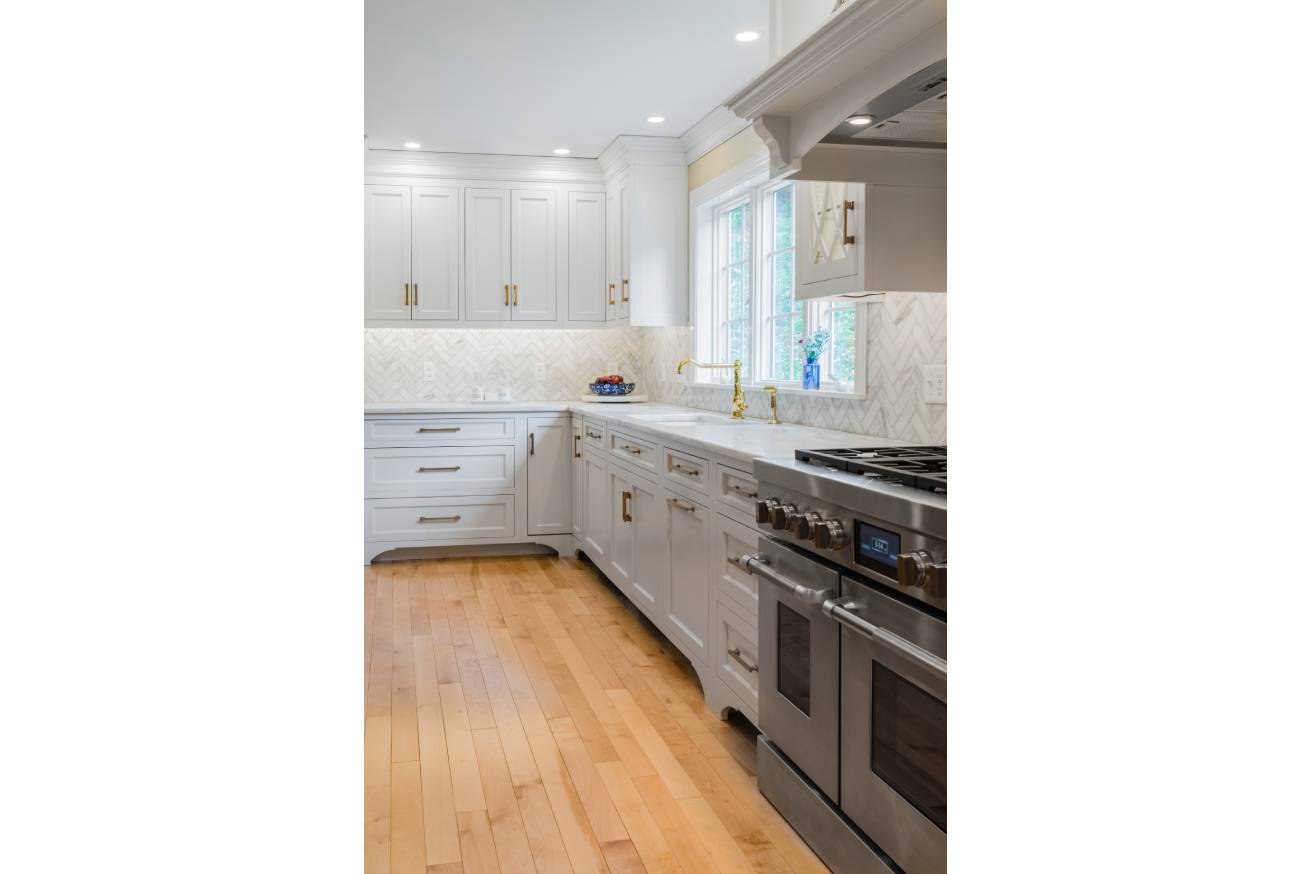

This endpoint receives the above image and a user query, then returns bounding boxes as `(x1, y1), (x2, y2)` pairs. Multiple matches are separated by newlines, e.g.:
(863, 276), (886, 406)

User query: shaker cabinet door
(364, 185), (411, 320)
(527, 416), (572, 536)
(567, 191), (606, 322)
(511, 189), (557, 320)
(411, 186), (460, 321)
(464, 188), (512, 321)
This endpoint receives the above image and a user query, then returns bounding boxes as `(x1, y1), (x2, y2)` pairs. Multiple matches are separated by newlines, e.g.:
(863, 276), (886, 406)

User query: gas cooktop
(794, 445), (947, 495)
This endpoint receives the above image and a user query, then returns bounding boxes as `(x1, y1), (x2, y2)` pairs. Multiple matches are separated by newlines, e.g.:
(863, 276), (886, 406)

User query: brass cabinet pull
(529, 432), (535, 455)
(728, 482), (758, 498)
(668, 497), (695, 513)
(727, 647), (759, 673)
(586, 430), (602, 439)
(573, 434), (581, 458)
(842, 199), (856, 245)
(413, 283), (418, 306)
(404, 282), (409, 306)
(670, 462), (700, 476)
(417, 426), (460, 433)
(608, 283), (616, 306)
(512, 284), (519, 306)
(504, 284), (510, 306)
(621, 490), (632, 522)
(417, 515), (461, 523)
(621, 444), (642, 455)
(621, 278), (629, 303)
(416, 466), (461, 473)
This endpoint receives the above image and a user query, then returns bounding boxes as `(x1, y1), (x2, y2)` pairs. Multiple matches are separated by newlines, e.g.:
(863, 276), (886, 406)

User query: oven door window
(776, 603), (811, 716)
(872, 662), (947, 830)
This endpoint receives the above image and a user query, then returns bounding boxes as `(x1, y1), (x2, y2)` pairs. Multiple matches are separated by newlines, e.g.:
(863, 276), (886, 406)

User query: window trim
(688, 160), (868, 399)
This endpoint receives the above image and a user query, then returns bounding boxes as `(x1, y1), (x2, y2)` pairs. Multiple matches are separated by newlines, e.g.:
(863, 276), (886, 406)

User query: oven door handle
(736, 553), (834, 605)
(823, 598), (947, 700)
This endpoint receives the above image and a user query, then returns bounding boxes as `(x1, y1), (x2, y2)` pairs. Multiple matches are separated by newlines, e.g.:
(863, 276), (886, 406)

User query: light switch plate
(534, 362), (546, 382)
(922, 364), (947, 405)
(422, 361), (436, 382)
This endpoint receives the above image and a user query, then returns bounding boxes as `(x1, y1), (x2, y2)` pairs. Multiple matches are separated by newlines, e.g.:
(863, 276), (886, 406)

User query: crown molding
(596, 135), (687, 182)
(724, 0), (946, 120)
(679, 106), (751, 164)
(364, 149), (605, 184)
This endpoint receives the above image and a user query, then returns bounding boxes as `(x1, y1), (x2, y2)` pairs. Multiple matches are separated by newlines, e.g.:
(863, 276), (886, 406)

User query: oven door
(747, 536), (842, 801)
(836, 574), (947, 874)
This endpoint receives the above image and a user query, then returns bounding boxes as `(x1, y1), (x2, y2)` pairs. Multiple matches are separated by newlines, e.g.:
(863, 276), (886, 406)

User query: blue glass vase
(803, 360), (820, 390)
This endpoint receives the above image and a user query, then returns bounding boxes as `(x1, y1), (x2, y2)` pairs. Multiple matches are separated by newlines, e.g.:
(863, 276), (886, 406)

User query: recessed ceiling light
(646, 116), (665, 124)
(403, 141), (422, 149)
(735, 30), (760, 42)
(553, 148), (571, 155)
(845, 115), (873, 126)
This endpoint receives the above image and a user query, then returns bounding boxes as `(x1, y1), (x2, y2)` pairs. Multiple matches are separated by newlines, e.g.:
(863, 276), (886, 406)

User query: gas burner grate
(796, 446), (948, 495)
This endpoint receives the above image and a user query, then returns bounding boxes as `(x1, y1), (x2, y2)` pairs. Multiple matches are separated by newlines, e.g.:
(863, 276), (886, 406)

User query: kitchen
(7, 1), (1305, 873)
(364, 1), (946, 871)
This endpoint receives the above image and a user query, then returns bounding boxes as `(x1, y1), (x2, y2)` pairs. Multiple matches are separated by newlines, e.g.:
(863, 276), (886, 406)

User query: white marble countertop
(364, 401), (906, 465)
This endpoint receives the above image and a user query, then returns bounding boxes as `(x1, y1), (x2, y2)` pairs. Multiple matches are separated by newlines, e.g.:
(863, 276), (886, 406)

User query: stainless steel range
(738, 446), (947, 874)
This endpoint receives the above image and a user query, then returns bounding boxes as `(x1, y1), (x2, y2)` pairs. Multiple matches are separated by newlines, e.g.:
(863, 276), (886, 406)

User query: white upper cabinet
(411, 186), (460, 320)
(598, 137), (688, 326)
(465, 188), (513, 321)
(510, 189), (556, 320)
(364, 185), (412, 320)
(567, 191), (606, 322)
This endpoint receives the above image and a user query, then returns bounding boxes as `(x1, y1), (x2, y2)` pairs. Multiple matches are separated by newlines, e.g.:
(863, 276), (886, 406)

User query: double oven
(742, 457), (946, 874)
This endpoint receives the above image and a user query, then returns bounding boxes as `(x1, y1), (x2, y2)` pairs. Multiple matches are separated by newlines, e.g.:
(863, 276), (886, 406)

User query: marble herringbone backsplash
(363, 293), (945, 442)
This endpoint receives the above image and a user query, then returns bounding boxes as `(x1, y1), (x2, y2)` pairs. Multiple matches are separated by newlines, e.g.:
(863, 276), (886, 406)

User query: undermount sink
(627, 412), (751, 425)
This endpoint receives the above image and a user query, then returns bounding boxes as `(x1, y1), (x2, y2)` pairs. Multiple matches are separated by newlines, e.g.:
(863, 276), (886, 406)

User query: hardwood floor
(365, 555), (830, 874)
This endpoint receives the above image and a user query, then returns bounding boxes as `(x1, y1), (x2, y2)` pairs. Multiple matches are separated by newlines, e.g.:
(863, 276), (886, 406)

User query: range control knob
(812, 520), (847, 550)
(898, 550), (932, 588)
(754, 499), (780, 525)
(770, 503), (798, 531)
(793, 512), (824, 540)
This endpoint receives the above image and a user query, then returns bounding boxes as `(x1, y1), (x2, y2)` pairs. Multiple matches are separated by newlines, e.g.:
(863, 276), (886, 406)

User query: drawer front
(717, 464), (759, 521)
(713, 514), (760, 615)
(714, 595), (760, 719)
(364, 416), (515, 448)
(365, 446), (516, 497)
(608, 429), (658, 474)
(663, 446), (709, 496)
(582, 418), (606, 451)
(365, 495), (515, 542)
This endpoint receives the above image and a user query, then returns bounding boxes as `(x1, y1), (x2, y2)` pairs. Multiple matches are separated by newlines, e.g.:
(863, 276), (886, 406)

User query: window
(693, 174), (866, 395)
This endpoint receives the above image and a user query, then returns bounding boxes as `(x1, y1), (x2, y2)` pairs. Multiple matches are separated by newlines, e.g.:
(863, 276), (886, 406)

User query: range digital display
(855, 521), (901, 575)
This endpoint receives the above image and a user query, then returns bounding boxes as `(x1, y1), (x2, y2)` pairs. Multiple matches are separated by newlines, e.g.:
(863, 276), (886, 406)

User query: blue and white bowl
(589, 382), (636, 396)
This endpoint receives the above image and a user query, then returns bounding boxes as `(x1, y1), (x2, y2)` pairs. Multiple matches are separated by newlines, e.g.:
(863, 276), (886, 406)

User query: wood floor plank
(471, 727), (538, 874)
(679, 755), (791, 874)
(368, 567), (396, 719)
(456, 810), (500, 874)
(440, 683), (487, 813)
(629, 775), (719, 874)
(393, 566), (421, 763)
(608, 689), (700, 800)
(600, 839), (650, 874)
(674, 795), (756, 874)
(524, 718), (612, 874)
(596, 761), (684, 874)
(392, 760), (428, 874)
(366, 716), (393, 788)
(707, 756), (831, 874)
(417, 704), (460, 866)
(549, 716), (631, 845)
(366, 785), (392, 874)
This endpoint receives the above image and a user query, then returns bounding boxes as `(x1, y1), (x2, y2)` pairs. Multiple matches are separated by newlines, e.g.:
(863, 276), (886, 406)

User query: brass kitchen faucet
(676, 358), (747, 419)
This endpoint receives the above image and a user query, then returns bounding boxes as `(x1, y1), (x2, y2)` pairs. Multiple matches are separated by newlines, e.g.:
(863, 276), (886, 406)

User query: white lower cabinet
(581, 449), (609, 559)
(608, 465), (667, 617)
(712, 513), (760, 615)
(664, 489), (711, 662)
(366, 495), (515, 542)
(571, 419), (584, 538)
(713, 594), (760, 720)
(527, 416), (572, 535)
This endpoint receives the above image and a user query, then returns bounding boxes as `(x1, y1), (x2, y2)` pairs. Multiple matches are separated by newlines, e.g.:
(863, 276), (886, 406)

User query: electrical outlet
(422, 361), (436, 382)
(534, 362), (546, 382)
(922, 364), (946, 405)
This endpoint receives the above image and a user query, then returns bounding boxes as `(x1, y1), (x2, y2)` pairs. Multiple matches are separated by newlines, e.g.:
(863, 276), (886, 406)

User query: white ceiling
(365, 0), (772, 158)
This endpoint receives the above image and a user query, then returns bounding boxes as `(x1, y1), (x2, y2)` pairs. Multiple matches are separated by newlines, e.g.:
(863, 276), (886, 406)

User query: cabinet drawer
(364, 416), (514, 447)
(663, 446), (709, 496)
(713, 595), (759, 720)
(365, 446), (516, 497)
(713, 514), (760, 615)
(582, 418), (606, 450)
(365, 495), (515, 542)
(716, 464), (759, 521)
(608, 429), (658, 474)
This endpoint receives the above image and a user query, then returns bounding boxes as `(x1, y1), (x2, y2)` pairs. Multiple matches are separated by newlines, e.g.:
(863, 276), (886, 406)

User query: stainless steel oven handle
(736, 553), (833, 605)
(822, 598), (948, 687)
